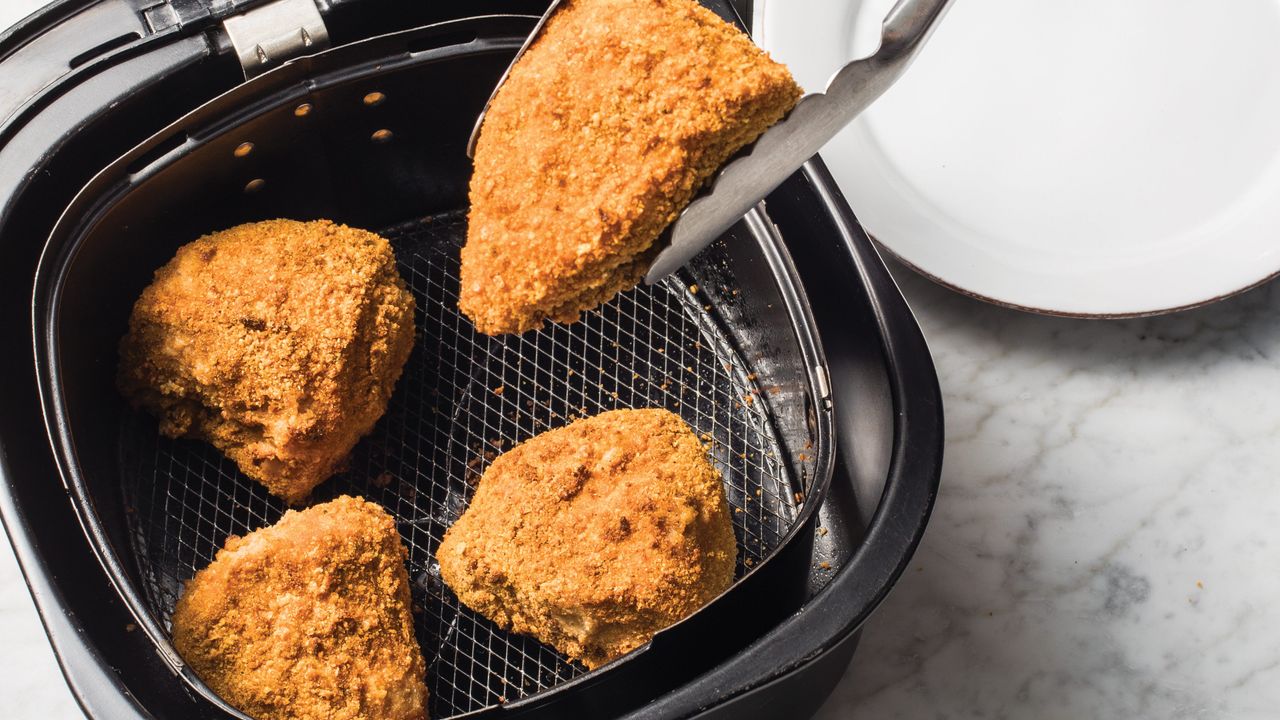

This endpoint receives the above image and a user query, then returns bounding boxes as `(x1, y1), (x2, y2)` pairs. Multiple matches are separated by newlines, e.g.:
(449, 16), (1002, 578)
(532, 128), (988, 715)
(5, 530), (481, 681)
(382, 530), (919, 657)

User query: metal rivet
(294, 103), (313, 117)
(245, 178), (266, 193)
(363, 91), (386, 107)
(371, 128), (393, 143)
(233, 142), (254, 158)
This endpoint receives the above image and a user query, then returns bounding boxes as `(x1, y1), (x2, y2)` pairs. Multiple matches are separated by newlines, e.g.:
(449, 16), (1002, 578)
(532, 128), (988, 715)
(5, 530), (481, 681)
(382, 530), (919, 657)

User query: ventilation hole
(406, 29), (479, 54)
(371, 129), (393, 143)
(244, 178), (265, 193)
(294, 103), (313, 117)
(363, 92), (386, 107)
(126, 132), (189, 176)
(233, 142), (254, 158)
(68, 32), (142, 69)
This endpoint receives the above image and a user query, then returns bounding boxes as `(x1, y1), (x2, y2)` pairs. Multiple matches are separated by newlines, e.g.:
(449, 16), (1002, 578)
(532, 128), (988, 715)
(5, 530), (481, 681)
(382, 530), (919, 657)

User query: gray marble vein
(815, 261), (1280, 720)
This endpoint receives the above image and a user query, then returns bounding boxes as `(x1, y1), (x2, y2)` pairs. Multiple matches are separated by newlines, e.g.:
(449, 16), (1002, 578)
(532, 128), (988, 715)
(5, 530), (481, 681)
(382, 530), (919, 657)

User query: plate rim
(872, 235), (1280, 319)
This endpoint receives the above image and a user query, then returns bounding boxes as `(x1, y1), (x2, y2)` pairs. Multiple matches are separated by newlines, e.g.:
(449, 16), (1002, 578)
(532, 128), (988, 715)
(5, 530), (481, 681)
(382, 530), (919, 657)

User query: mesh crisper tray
(120, 211), (799, 718)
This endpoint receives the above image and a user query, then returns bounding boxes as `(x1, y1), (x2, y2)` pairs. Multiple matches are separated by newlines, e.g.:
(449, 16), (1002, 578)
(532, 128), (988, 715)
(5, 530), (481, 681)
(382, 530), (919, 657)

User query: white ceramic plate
(756, 0), (1280, 316)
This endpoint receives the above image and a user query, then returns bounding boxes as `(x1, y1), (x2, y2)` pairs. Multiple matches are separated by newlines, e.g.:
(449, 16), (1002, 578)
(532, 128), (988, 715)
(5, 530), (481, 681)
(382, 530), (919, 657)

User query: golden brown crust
(461, 0), (802, 335)
(171, 496), (428, 720)
(118, 219), (415, 503)
(437, 409), (737, 669)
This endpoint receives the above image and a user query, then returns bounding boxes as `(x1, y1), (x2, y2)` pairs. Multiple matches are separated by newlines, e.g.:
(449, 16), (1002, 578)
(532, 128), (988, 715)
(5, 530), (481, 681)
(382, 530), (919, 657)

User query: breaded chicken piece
(118, 219), (415, 503)
(172, 496), (428, 720)
(437, 408), (737, 669)
(461, 0), (802, 335)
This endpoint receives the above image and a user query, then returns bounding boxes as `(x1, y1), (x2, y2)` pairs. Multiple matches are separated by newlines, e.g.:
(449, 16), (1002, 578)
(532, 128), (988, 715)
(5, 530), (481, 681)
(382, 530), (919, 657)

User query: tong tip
(466, 0), (567, 159)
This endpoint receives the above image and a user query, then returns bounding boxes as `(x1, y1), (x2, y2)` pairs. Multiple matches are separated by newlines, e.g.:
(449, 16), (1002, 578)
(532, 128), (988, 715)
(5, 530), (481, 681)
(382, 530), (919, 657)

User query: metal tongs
(467, 0), (955, 283)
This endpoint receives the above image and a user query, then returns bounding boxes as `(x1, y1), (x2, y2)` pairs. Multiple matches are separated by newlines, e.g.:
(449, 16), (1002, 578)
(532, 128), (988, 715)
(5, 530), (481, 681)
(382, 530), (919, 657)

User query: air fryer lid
(33, 13), (837, 719)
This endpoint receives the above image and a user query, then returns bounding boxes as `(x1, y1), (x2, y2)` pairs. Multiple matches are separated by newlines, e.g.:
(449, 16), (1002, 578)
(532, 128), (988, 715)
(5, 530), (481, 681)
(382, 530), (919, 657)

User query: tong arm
(644, 0), (955, 283)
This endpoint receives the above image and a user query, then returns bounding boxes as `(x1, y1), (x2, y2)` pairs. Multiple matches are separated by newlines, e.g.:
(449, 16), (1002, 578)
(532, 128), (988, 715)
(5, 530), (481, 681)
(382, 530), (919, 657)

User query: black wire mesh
(120, 211), (799, 718)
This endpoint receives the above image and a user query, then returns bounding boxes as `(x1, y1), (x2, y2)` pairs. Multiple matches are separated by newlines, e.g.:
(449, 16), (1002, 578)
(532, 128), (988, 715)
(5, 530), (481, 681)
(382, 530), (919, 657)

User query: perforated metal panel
(121, 211), (800, 717)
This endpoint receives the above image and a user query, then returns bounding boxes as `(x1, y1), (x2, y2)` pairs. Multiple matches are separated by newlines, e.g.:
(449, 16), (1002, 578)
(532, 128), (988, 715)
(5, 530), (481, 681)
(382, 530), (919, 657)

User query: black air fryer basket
(0, 2), (943, 719)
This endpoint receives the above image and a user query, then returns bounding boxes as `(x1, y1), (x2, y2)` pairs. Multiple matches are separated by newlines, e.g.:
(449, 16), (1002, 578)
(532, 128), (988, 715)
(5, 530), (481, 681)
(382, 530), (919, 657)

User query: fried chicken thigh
(118, 219), (415, 503)
(461, 0), (802, 335)
(437, 408), (737, 669)
(172, 496), (428, 720)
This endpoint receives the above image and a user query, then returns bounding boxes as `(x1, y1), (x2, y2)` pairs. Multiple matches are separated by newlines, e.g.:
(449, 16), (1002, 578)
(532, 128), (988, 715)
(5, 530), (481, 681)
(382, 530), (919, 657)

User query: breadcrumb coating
(172, 496), (428, 720)
(461, 0), (802, 335)
(118, 219), (415, 503)
(437, 408), (737, 669)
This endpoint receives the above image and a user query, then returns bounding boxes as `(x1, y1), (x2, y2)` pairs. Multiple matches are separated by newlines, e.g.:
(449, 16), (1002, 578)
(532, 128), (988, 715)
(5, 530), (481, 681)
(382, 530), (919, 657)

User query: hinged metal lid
(222, 0), (328, 78)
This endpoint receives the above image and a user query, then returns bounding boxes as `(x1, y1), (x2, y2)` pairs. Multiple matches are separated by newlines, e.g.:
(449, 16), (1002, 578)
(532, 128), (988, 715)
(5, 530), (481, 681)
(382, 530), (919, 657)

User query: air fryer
(0, 2), (943, 719)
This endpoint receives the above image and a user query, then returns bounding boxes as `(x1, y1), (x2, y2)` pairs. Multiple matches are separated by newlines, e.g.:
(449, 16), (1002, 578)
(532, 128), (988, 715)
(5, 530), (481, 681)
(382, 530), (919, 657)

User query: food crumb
(371, 471), (394, 488)
(818, 561), (831, 570)
(125, 623), (137, 632)
(688, 284), (698, 293)
(493, 385), (505, 395)
(817, 526), (828, 537)
(1196, 580), (1204, 589)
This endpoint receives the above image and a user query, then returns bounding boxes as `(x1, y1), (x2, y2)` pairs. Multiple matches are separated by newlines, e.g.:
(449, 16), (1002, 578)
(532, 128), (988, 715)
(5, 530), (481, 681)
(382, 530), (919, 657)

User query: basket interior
(118, 212), (803, 716)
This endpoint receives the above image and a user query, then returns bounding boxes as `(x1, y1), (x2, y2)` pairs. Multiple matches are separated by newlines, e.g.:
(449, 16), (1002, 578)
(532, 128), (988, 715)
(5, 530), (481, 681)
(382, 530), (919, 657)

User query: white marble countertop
(812, 265), (1280, 720)
(4, 2), (1280, 719)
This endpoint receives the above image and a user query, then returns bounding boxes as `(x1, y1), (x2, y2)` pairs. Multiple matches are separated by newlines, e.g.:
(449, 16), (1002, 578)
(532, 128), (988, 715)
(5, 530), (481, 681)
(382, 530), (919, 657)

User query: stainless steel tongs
(467, 0), (955, 283)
